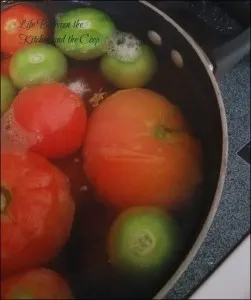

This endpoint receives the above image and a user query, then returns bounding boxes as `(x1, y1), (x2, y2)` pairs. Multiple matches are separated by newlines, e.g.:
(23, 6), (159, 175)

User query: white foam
(28, 53), (45, 64)
(104, 32), (143, 63)
(68, 79), (91, 97)
(1, 108), (42, 153)
(55, 13), (65, 21)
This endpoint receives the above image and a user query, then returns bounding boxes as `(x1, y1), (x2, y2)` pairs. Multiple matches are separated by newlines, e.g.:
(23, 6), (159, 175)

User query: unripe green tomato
(108, 206), (178, 277)
(9, 44), (68, 89)
(54, 8), (116, 60)
(100, 32), (157, 89)
(1, 76), (17, 114)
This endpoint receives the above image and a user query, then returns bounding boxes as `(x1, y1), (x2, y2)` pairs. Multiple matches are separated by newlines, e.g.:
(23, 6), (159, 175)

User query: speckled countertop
(167, 54), (250, 299)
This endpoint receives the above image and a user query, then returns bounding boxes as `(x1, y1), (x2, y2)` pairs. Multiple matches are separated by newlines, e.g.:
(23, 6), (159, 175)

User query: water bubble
(73, 157), (80, 163)
(80, 185), (88, 192)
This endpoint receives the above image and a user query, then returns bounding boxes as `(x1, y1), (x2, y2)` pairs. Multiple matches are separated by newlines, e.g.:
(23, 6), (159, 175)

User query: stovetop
(168, 55), (250, 300)
(152, 1), (250, 299)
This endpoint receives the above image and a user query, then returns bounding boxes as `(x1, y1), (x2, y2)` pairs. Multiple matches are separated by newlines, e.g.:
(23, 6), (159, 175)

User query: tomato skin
(1, 4), (49, 55)
(1, 57), (11, 76)
(1, 150), (75, 277)
(1, 268), (73, 299)
(83, 88), (202, 210)
(66, 65), (115, 115)
(11, 83), (87, 159)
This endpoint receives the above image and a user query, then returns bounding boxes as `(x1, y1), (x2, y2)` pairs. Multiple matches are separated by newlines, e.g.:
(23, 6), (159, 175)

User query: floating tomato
(1, 268), (73, 299)
(9, 43), (68, 89)
(54, 8), (115, 60)
(83, 88), (202, 210)
(101, 32), (157, 88)
(1, 4), (49, 55)
(1, 150), (75, 277)
(4, 83), (87, 159)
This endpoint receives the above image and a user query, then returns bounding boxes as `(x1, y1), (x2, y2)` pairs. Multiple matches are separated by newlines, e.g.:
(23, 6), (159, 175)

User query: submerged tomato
(1, 150), (75, 277)
(1, 268), (73, 299)
(108, 207), (178, 277)
(1, 4), (49, 55)
(84, 88), (202, 210)
(5, 83), (87, 159)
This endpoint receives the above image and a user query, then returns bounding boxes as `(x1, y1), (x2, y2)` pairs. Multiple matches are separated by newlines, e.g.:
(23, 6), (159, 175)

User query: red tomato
(83, 88), (202, 210)
(1, 4), (49, 55)
(66, 64), (116, 115)
(1, 57), (11, 76)
(1, 150), (75, 277)
(8, 83), (87, 159)
(1, 268), (73, 299)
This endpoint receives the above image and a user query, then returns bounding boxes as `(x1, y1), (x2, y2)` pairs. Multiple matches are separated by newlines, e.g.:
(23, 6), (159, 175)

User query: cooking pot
(1, 0), (249, 299)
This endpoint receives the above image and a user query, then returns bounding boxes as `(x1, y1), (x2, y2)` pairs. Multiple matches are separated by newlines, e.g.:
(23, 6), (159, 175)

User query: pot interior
(1, 1), (224, 299)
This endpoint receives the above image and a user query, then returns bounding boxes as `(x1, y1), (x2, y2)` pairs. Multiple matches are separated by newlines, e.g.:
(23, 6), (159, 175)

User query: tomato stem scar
(0, 185), (12, 214)
(129, 229), (155, 257)
(89, 88), (107, 107)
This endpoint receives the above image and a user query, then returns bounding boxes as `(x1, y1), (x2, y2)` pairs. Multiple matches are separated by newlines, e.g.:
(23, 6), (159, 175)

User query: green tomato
(9, 44), (67, 89)
(1, 76), (17, 114)
(100, 32), (157, 88)
(108, 207), (178, 277)
(54, 8), (116, 60)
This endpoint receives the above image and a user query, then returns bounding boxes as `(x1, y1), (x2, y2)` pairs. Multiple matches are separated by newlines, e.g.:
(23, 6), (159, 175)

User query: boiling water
(47, 60), (154, 299)
(1, 3), (208, 299)
(46, 56), (198, 299)
(1, 46), (203, 300)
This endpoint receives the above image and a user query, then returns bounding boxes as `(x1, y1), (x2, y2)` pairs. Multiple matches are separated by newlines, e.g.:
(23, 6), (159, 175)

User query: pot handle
(153, 2), (250, 78)
(211, 28), (250, 78)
